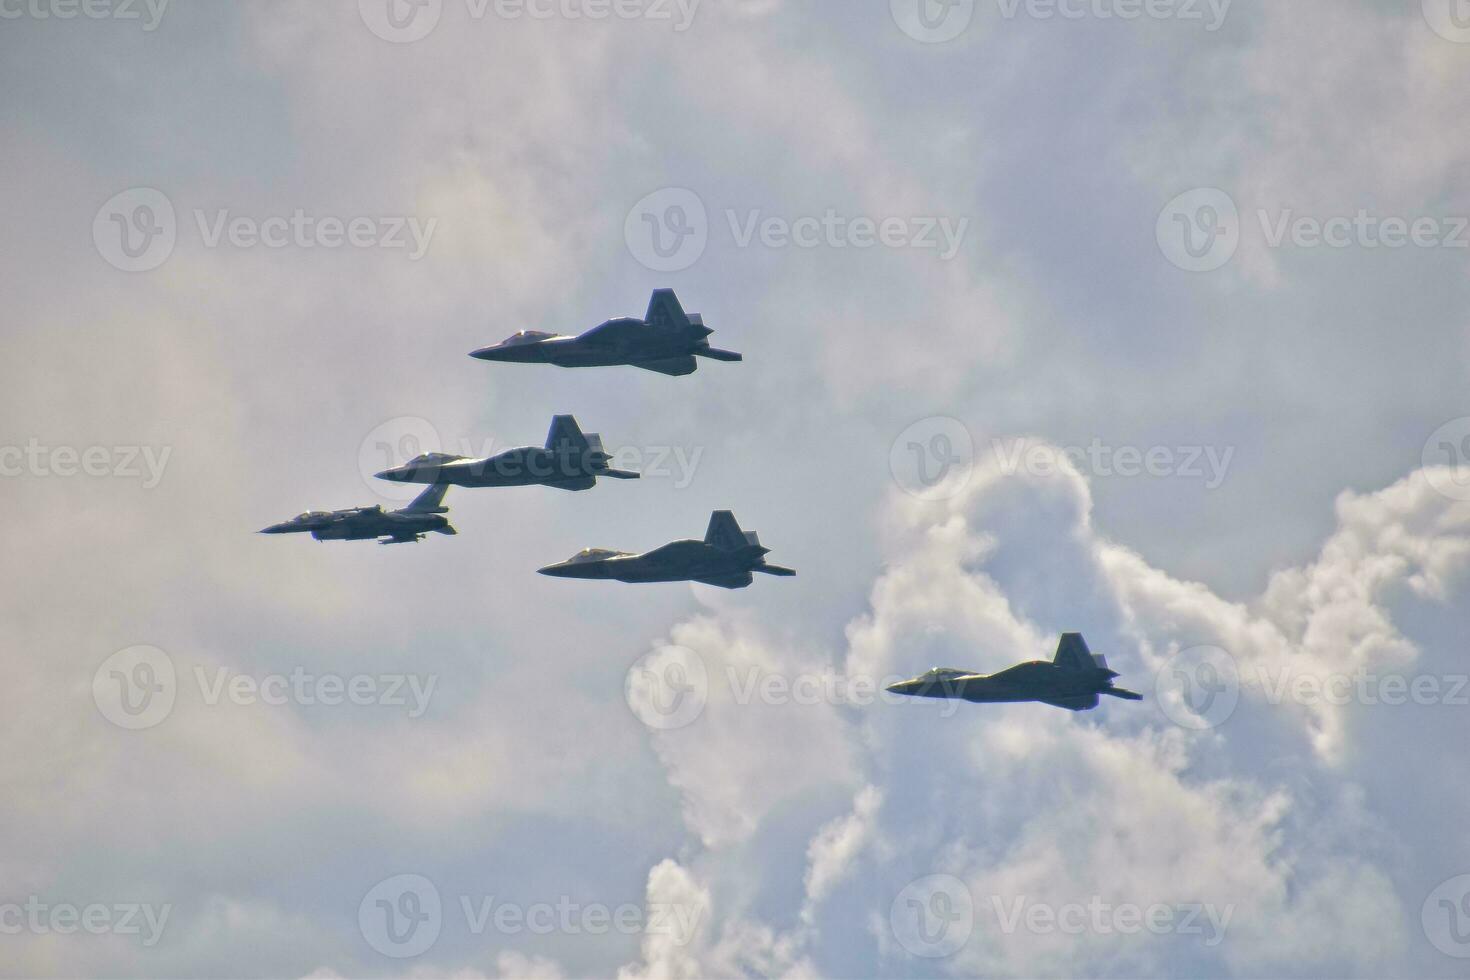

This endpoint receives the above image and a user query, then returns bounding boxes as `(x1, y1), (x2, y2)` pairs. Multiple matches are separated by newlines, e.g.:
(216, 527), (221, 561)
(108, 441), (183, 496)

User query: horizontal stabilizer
(1102, 687), (1143, 701)
(754, 564), (796, 577)
(696, 348), (742, 362)
(600, 469), (640, 480)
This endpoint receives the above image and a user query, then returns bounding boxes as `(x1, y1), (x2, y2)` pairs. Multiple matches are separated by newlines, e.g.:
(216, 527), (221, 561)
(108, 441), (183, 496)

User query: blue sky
(3, 1), (1470, 976)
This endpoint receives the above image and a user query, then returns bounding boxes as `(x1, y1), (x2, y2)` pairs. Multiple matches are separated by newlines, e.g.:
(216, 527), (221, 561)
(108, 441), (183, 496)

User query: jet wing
(693, 571), (753, 589)
(633, 355), (697, 377)
(546, 476), (596, 492)
(1038, 693), (1099, 712)
(579, 318), (647, 349)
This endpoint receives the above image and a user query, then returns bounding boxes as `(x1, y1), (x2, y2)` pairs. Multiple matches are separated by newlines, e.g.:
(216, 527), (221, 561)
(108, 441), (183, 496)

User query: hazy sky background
(3, 0), (1470, 976)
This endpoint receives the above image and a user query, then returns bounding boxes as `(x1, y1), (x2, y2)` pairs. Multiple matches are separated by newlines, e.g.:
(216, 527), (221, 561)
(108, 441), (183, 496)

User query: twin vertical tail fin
(403, 483), (450, 514)
(1053, 633), (1113, 674)
(705, 510), (760, 551)
(1055, 632), (1143, 700)
(545, 415), (639, 480)
(648, 288), (741, 361)
(646, 288), (708, 335)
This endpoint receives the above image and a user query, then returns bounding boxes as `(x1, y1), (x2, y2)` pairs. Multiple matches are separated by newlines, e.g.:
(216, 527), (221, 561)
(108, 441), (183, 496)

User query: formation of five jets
(262, 290), (1140, 711)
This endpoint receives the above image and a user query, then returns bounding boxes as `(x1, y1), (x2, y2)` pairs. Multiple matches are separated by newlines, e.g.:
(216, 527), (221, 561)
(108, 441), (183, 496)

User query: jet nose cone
(259, 523), (291, 534)
(374, 466), (413, 482)
(469, 345), (503, 361)
(886, 680), (916, 695)
(537, 564), (570, 577)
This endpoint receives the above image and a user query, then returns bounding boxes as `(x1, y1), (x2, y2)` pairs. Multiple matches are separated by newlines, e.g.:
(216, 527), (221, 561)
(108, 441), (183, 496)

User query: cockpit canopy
(568, 548), (627, 563)
(406, 452), (466, 466)
(919, 667), (972, 681)
(295, 511), (331, 521)
(502, 330), (555, 346)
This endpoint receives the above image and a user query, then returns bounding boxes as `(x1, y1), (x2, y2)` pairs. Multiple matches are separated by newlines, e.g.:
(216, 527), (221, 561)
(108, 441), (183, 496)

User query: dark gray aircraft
(374, 415), (639, 492)
(886, 634), (1143, 712)
(470, 289), (741, 377)
(538, 511), (795, 589)
(260, 484), (454, 545)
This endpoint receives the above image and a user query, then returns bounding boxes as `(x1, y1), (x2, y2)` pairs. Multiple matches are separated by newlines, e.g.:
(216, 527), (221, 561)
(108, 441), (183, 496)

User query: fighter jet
(885, 633), (1143, 712)
(538, 510), (795, 589)
(260, 484), (454, 545)
(470, 289), (741, 377)
(374, 415), (639, 492)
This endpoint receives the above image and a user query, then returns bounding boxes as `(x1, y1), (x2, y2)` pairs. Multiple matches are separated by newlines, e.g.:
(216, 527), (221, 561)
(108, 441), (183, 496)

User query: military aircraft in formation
(260, 483), (454, 545)
(470, 288), (741, 377)
(538, 510), (795, 589)
(885, 633), (1143, 711)
(375, 415), (639, 492)
(262, 288), (1137, 717)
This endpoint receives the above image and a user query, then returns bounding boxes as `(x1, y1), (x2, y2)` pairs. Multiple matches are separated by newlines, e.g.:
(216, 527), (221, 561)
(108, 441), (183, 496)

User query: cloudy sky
(4, 0), (1470, 976)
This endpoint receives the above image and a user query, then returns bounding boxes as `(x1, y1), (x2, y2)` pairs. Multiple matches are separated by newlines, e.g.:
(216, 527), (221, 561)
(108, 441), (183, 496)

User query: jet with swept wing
(470, 289), (741, 377)
(538, 510), (794, 589)
(885, 633), (1143, 712)
(260, 484), (454, 545)
(374, 415), (639, 492)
